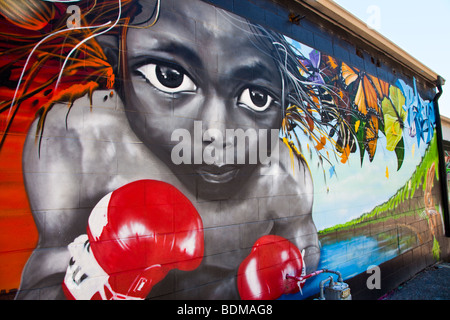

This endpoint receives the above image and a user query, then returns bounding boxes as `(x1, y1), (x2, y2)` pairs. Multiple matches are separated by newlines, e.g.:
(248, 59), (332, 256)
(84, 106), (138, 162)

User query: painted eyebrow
(230, 61), (276, 83)
(145, 41), (204, 71)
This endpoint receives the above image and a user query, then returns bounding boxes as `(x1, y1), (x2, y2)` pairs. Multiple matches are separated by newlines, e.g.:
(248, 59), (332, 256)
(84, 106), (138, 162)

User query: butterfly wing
(341, 62), (359, 87)
(382, 86), (406, 151)
(365, 115), (379, 161)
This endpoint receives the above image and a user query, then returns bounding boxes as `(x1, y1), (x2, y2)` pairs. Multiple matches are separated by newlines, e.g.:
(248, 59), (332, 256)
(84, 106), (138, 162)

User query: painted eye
(136, 64), (197, 93)
(238, 87), (275, 112)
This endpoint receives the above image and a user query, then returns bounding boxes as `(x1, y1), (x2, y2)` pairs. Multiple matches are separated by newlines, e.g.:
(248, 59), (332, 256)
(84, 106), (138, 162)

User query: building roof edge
(295, 0), (444, 87)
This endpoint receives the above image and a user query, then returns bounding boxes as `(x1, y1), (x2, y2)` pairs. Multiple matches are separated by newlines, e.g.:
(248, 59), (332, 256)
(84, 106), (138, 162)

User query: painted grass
(319, 131), (440, 235)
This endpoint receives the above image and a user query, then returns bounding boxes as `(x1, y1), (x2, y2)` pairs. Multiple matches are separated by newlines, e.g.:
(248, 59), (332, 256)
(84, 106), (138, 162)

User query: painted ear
(95, 34), (122, 94)
(96, 34), (120, 74)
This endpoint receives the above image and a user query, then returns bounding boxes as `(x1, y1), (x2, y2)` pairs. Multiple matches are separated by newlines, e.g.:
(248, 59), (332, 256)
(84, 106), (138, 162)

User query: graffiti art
(0, 0), (444, 300)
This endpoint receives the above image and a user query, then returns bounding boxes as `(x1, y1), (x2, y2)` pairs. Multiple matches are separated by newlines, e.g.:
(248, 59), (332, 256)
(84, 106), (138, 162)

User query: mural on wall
(445, 151), (450, 200)
(0, 0), (444, 300)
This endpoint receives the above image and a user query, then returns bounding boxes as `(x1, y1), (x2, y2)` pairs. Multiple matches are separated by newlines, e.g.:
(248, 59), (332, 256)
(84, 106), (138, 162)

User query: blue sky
(333, 0), (450, 119)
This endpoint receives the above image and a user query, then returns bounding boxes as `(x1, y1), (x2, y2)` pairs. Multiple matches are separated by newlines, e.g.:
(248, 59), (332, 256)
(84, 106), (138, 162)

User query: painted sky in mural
(284, 36), (435, 230)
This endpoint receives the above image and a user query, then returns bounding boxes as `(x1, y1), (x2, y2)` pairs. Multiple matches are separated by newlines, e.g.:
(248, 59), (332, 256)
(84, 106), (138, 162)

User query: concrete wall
(0, 0), (448, 300)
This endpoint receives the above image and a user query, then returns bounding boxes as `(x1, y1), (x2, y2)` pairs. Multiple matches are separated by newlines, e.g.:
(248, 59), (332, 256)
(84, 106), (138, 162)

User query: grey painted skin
(17, 0), (319, 299)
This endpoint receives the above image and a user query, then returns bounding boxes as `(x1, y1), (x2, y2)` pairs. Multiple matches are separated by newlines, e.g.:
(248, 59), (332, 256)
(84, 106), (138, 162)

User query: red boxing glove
(63, 180), (204, 300)
(237, 235), (305, 300)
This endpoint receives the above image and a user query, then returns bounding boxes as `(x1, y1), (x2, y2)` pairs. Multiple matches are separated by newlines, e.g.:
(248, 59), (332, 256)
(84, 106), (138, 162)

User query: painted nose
(200, 93), (233, 163)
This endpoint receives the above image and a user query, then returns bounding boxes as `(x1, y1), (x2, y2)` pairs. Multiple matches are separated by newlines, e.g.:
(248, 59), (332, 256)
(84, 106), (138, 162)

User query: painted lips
(196, 165), (239, 183)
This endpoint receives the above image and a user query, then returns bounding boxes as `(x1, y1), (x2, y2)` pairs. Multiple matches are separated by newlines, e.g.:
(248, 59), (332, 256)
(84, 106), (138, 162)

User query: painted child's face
(123, 0), (283, 198)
